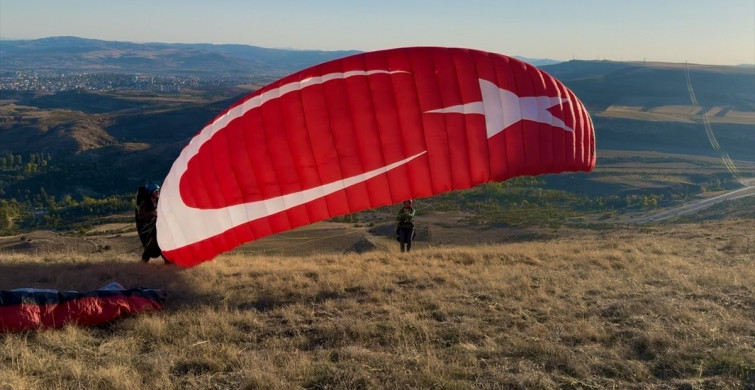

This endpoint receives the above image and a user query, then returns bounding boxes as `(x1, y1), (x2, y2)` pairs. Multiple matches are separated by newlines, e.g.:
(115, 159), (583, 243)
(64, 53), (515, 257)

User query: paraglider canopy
(157, 47), (596, 267)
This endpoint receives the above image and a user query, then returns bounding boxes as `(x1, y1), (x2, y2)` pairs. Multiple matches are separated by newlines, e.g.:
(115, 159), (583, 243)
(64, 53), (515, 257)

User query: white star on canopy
(426, 79), (574, 138)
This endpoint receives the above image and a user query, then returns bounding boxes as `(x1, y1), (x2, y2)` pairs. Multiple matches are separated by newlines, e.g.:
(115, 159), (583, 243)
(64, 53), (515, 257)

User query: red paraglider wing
(157, 47), (595, 267)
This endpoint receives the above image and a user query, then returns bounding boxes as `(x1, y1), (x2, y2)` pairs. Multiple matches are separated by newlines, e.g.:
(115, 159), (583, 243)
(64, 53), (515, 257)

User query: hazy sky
(2, 0), (754, 66)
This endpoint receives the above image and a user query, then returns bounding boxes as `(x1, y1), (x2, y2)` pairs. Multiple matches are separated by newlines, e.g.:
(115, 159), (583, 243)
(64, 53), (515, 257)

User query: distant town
(0, 71), (267, 93)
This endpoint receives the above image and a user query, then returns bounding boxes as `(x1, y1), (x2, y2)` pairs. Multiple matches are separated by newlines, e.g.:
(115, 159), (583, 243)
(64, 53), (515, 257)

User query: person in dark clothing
(396, 200), (416, 252)
(135, 183), (167, 263)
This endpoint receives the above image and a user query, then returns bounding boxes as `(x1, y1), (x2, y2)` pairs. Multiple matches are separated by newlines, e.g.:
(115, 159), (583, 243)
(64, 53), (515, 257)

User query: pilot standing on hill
(396, 200), (416, 252)
(135, 182), (166, 263)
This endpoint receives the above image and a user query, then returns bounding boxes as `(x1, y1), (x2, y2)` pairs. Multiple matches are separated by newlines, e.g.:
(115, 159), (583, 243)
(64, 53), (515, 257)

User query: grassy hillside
(0, 218), (752, 389)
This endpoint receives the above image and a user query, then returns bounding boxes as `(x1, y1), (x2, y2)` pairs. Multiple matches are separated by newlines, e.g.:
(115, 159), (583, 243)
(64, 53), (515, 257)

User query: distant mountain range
(0, 36), (562, 75)
(0, 37), (558, 75)
(0, 36), (362, 76)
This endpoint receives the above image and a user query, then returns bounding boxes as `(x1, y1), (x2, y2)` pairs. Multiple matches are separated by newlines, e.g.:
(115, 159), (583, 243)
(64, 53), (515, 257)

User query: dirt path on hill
(630, 182), (755, 223)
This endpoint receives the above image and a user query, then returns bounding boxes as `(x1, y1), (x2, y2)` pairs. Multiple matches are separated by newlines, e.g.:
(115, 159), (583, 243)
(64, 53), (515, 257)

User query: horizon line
(1, 35), (753, 68)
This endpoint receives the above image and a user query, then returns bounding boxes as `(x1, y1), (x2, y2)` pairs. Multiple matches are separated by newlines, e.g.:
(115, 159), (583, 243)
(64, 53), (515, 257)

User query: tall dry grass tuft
(1, 218), (753, 389)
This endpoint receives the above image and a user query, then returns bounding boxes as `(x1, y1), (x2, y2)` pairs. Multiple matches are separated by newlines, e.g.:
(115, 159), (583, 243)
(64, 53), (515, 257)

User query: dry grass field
(1, 216), (753, 390)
